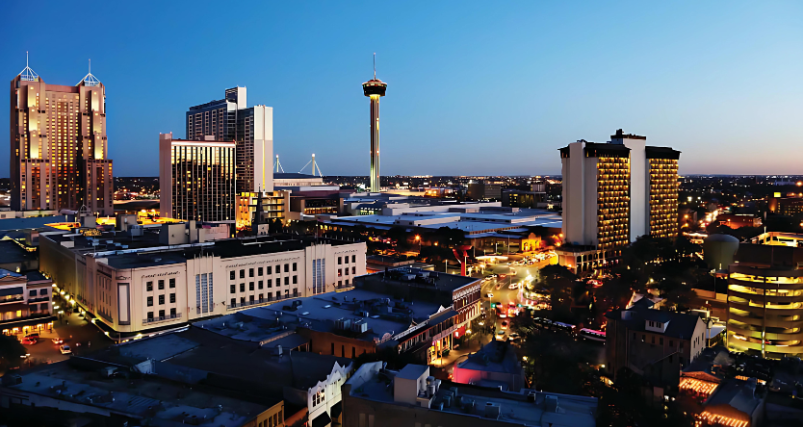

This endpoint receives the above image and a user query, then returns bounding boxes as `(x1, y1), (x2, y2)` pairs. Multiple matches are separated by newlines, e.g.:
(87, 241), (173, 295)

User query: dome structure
(703, 234), (739, 271)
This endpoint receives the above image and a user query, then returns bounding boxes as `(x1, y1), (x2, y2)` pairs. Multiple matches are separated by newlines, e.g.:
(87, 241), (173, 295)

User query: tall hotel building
(185, 87), (273, 193)
(558, 129), (679, 272)
(9, 58), (113, 215)
(159, 133), (236, 221)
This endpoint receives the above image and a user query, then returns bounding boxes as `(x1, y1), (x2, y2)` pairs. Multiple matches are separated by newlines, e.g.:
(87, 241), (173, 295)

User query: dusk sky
(2, 1), (801, 177)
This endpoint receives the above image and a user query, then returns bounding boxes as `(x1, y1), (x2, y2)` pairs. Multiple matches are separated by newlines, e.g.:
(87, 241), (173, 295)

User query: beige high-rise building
(9, 57), (113, 215)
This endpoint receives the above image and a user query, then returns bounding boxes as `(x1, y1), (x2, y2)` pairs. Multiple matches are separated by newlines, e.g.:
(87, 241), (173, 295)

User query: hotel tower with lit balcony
(362, 55), (387, 193)
(557, 129), (680, 273)
(10, 55), (113, 215)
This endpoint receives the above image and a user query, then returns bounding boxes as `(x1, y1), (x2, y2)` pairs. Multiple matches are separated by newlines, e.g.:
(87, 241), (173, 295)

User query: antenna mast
(373, 53), (376, 79)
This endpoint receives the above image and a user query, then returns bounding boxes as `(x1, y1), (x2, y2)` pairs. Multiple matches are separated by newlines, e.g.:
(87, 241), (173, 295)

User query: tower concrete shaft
(362, 54), (387, 193)
(369, 95), (381, 192)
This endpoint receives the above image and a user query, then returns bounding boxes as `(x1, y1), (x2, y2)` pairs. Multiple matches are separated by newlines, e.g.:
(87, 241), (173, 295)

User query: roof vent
(484, 402), (500, 419)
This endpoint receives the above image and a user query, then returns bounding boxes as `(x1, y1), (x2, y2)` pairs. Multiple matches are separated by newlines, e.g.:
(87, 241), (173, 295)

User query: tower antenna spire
(26, 51), (29, 67)
(373, 53), (376, 79)
(89, 58), (91, 74)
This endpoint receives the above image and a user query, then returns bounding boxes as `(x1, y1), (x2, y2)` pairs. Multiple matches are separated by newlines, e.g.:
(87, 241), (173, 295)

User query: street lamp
(414, 234), (421, 254)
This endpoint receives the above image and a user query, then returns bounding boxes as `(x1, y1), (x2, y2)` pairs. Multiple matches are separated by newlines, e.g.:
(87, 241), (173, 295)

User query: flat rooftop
(0, 240), (37, 264)
(349, 365), (597, 427)
(329, 209), (561, 234)
(195, 286), (449, 344)
(4, 361), (272, 427)
(44, 232), (361, 269)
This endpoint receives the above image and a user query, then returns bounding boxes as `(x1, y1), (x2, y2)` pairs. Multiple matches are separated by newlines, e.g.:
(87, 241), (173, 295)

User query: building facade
(186, 87), (273, 194)
(0, 270), (53, 336)
(39, 230), (366, 336)
(10, 61), (113, 215)
(558, 129), (679, 272)
(605, 301), (707, 383)
(159, 133), (236, 221)
(727, 233), (803, 359)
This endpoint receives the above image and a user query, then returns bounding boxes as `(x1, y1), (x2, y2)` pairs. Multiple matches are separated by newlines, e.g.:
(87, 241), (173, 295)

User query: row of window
(231, 289), (296, 306)
(256, 410), (283, 427)
(338, 255), (357, 265)
(146, 293), (176, 306)
(146, 308), (176, 320)
(338, 267), (356, 277)
(146, 278), (176, 291)
(231, 264), (297, 280)
(230, 277), (297, 293)
(28, 289), (48, 297)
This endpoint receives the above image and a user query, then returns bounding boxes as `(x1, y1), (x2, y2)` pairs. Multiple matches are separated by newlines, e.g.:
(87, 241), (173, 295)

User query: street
(18, 300), (115, 369)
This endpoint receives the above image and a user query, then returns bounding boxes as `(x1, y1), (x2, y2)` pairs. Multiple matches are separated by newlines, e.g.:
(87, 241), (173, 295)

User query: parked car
(21, 337), (36, 345)
(25, 333), (40, 341)
(51, 337), (64, 345)
(59, 345), (72, 355)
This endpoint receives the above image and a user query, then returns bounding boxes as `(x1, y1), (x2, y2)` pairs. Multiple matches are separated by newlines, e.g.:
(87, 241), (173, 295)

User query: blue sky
(2, 1), (801, 177)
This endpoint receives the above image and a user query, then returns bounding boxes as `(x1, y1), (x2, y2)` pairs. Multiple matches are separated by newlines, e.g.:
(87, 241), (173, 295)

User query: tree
(0, 335), (26, 371)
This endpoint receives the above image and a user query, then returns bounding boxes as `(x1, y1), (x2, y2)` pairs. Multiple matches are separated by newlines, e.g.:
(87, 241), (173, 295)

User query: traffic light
(490, 303), (496, 308)
(517, 304), (522, 308)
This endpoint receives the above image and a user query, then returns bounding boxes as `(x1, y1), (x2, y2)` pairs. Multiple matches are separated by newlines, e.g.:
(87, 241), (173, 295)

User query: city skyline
(2, 1), (802, 178)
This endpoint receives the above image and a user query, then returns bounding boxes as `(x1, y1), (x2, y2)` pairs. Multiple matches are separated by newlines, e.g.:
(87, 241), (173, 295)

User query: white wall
(253, 106), (274, 192)
(623, 138), (647, 242)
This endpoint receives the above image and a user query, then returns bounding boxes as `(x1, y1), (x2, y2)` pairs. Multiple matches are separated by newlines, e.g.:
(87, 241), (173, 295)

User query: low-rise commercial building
(194, 267), (479, 365)
(467, 181), (503, 201)
(769, 196), (803, 218)
(452, 340), (525, 392)
(0, 269), (53, 336)
(0, 352), (282, 427)
(342, 362), (598, 427)
(715, 213), (762, 229)
(39, 224), (365, 338)
(605, 300), (707, 385)
(502, 190), (547, 209)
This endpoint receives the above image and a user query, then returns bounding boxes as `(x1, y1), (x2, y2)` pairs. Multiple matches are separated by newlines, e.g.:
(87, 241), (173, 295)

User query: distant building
(10, 57), (113, 215)
(452, 340), (525, 392)
(502, 189), (546, 209)
(605, 299), (707, 386)
(699, 378), (765, 427)
(467, 181), (502, 201)
(342, 362), (598, 427)
(0, 269), (53, 336)
(39, 225), (365, 338)
(768, 196), (803, 218)
(558, 129), (680, 273)
(235, 190), (289, 229)
(715, 213), (761, 229)
(274, 172), (325, 188)
(186, 87), (273, 193)
(159, 133), (236, 221)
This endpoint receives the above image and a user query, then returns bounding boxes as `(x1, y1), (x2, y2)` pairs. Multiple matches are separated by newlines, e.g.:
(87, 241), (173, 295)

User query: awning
(311, 411), (332, 427)
(330, 402), (343, 420)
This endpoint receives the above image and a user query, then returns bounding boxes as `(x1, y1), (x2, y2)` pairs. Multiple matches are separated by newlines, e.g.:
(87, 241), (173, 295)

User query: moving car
(59, 345), (72, 355)
(501, 320), (508, 329)
(51, 337), (64, 345)
(21, 337), (36, 345)
(508, 283), (519, 290)
(486, 293), (494, 298)
(25, 333), (40, 341)
(496, 330), (506, 337)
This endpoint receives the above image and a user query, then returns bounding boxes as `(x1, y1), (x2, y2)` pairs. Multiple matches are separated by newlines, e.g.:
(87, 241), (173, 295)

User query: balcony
(0, 295), (25, 305)
(143, 313), (181, 325)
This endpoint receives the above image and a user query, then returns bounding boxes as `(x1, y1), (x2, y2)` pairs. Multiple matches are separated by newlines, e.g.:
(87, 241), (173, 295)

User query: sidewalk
(434, 333), (492, 372)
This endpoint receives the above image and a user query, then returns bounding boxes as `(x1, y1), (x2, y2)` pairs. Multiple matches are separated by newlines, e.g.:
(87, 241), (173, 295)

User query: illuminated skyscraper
(558, 129), (679, 272)
(159, 133), (236, 221)
(186, 87), (273, 194)
(10, 55), (113, 214)
(362, 55), (387, 193)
